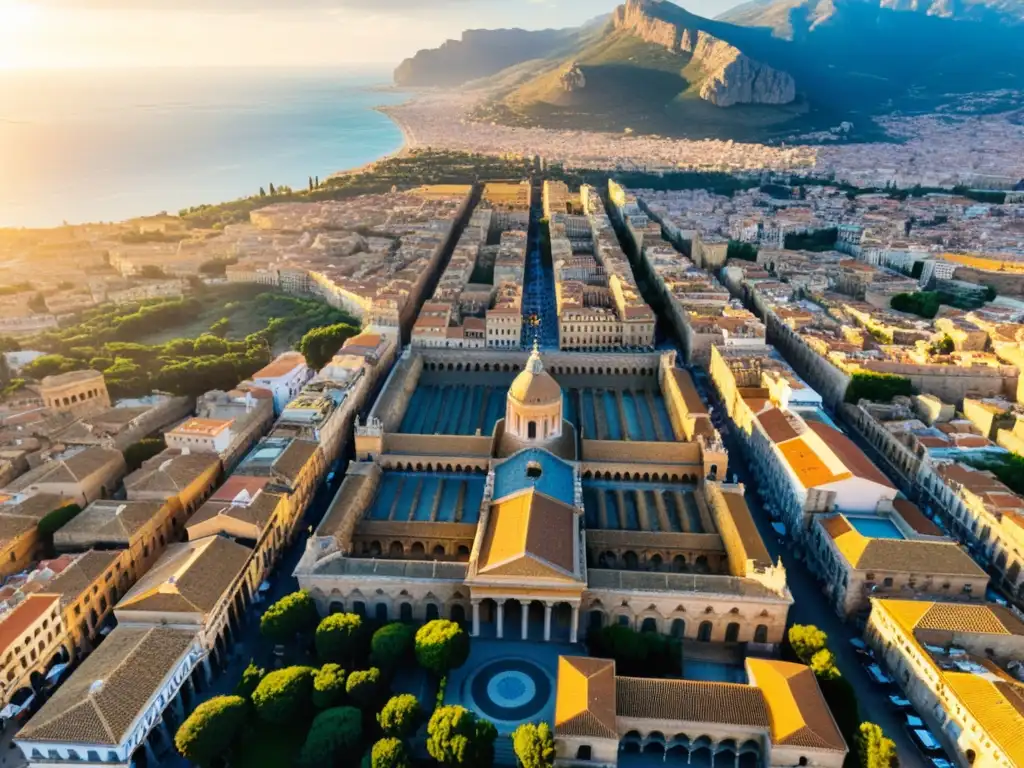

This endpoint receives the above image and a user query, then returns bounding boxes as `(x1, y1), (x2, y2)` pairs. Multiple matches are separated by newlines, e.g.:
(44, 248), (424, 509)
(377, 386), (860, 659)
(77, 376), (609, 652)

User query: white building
(164, 418), (234, 455)
(249, 351), (313, 415)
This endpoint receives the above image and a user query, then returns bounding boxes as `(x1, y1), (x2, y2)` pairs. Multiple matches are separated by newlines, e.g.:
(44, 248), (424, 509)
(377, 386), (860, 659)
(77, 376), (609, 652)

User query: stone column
(496, 600), (505, 640)
(521, 604), (529, 641)
(543, 603), (553, 642)
(201, 655), (213, 685)
(471, 600), (481, 638)
(570, 605), (579, 644)
(173, 691), (185, 722)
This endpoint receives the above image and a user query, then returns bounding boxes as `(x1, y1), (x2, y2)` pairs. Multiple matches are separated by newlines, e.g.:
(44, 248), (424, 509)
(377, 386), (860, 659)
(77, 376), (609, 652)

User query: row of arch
(378, 460), (489, 474)
(359, 539), (472, 561)
(46, 386), (104, 409)
(583, 470), (699, 483)
(421, 360), (659, 377)
(320, 592), (469, 626)
(619, 733), (762, 768)
(592, 551), (713, 573)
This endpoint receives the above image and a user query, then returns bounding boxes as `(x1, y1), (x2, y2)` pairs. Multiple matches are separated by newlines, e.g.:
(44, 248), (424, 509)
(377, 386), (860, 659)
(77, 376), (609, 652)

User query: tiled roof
(252, 351), (306, 380)
(805, 421), (894, 489)
(778, 438), (850, 488)
(117, 535), (252, 615)
(55, 500), (166, 544)
(0, 594), (59, 654)
(124, 452), (221, 498)
(493, 448), (575, 506)
(19, 627), (197, 746)
(210, 476), (271, 503)
(892, 499), (943, 536)
(187, 489), (282, 535)
(616, 676), (770, 728)
(758, 407), (801, 444)
(273, 439), (319, 484)
(555, 657), (618, 739)
(477, 490), (576, 580)
(46, 551), (120, 608)
(882, 599), (1024, 638)
(747, 659), (847, 753)
(942, 674), (1024, 766)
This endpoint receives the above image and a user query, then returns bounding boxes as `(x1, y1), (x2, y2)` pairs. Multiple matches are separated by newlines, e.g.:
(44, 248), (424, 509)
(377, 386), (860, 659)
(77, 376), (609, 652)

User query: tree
(261, 591), (320, 644)
(415, 620), (470, 677)
(512, 722), (555, 768)
(844, 372), (913, 404)
(857, 722), (899, 768)
(298, 706), (363, 768)
(370, 738), (411, 768)
(259, 187), (266, 197)
(251, 666), (316, 724)
(123, 437), (167, 473)
(810, 648), (841, 680)
(377, 694), (423, 740)
(37, 503), (82, 537)
(298, 323), (359, 370)
(984, 285), (997, 301)
(315, 612), (365, 664)
(236, 661), (266, 699)
(313, 663), (348, 709)
(426, 705), (497, 768)
(345, 667), (383, 710)
(788, 625), (828, 664)
(174, 695), (248, 767)
(269, 183), (276, 195)
(371, 622), (416, 670)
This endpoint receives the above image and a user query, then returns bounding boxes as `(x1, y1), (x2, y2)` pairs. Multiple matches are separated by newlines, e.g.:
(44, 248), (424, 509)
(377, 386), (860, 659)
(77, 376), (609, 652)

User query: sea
(0, 67), (406, 229)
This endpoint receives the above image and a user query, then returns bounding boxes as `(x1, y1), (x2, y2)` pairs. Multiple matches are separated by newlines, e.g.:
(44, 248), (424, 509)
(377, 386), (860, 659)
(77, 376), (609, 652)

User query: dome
(509, 346), (561, 405)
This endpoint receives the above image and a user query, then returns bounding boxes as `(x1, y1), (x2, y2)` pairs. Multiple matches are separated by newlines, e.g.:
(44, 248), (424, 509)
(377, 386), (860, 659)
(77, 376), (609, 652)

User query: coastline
(328, 100), (414, 180)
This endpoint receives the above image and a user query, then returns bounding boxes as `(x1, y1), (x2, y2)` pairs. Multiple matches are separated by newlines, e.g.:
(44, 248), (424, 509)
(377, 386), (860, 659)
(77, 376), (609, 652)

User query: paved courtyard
(445, 639), (579, 735)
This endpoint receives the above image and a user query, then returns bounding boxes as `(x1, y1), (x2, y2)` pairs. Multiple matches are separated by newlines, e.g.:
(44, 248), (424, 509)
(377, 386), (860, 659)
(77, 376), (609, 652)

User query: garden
(175, 591), (557, 768)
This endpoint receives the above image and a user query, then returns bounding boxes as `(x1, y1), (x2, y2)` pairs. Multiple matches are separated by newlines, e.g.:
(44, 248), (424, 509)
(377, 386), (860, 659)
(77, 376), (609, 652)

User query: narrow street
(520, 181), (559, 350)
(688, 364), (928, 768)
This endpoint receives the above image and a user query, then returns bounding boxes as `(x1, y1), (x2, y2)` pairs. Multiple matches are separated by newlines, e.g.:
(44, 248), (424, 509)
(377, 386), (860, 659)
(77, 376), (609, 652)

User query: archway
(698, 621), (713, 642)
(670, 618), (685, 638)
(725, 622), (740, 643)
(754, 624), (768, 643)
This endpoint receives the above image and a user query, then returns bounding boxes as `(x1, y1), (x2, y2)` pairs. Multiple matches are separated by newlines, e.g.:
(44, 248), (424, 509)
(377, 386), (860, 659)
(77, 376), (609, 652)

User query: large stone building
(38, 371), (110, 420)
(866, 599), (1024, 768)
(553, 655), (847, 768)
(297, 345), (793, 648)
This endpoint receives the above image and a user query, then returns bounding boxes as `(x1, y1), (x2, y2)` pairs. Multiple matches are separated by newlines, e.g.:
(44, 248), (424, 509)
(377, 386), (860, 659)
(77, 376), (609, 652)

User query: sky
(0, 0), (743, 69)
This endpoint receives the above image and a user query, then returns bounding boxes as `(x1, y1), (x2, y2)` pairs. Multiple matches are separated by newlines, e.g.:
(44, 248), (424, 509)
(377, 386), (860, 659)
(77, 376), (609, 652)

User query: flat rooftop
(366, 471), (485, 525)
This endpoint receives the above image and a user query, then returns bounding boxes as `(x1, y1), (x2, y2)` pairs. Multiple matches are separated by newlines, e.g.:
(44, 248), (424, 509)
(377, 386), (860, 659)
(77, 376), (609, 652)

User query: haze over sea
(0, 67), (405, 229)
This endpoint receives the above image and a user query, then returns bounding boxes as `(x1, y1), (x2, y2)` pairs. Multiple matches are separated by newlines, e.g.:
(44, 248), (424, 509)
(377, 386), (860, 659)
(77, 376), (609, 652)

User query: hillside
(398, 0), (1024, 142)
(394, 27), (580, 87)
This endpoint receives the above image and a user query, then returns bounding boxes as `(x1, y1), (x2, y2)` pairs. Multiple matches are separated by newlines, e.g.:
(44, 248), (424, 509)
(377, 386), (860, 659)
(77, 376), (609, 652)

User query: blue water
(0, 67), (405, 228)
(849, 516), (906, 540)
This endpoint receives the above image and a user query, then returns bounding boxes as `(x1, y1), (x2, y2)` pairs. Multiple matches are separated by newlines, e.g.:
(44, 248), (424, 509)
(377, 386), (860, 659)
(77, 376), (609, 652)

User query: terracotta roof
(477, 490), (576, 580)
(0, 594), (59, 653)
(805, 422), (894, 489)
(55, 500), (167, 545)
(758, 407), (801, 444)
(272, 439), (319, 484)
(210, 476), (271, 503)
(117, 535), (252, 615)
(778, 438), (849, 488)
(892, 499), (942, 536)
(747, 659), (847, 753)
(167, 418), (232, 437)
(19, 627), (197, 746)
(252, 351), (306, 380)
(186, 489), (282, 536)
(555, 657), (618, 739)
(616, 676), (770, 728)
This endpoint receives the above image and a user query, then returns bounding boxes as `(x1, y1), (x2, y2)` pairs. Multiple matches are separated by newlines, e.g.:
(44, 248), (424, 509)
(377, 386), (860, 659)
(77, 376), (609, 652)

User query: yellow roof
(943, 674), (1024, 766)
(747, 658), (847, 753)
(477, 490), (576, 580)
(554, 656), (618, 739)
(778, 438), (851, 488)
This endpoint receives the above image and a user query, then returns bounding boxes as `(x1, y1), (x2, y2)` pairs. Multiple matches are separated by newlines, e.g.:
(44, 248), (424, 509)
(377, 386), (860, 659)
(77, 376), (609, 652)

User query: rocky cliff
(613, 0), (796, 106)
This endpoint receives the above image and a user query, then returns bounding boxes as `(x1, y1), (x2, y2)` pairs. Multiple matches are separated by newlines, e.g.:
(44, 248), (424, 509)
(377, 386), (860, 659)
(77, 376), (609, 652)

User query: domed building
(505, 343), (563, 443)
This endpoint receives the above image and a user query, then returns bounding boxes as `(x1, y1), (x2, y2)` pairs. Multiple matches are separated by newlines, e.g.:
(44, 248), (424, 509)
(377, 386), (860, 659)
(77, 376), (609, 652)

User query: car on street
(927, 759), (953, 768)
(908, 728), (944, 755)
(865, 663), (893, 685)
(888, 694), (913, 710)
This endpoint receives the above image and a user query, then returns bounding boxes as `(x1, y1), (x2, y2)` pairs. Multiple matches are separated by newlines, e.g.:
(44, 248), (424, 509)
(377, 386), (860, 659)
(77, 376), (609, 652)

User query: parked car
(849, 638), (874, 659)
(865, 663), (893, 685)
(888, 694), (913, 710)
(905, 714), (925, 729)
(928, 759), (953, 768)
(908, 728), (944, 754)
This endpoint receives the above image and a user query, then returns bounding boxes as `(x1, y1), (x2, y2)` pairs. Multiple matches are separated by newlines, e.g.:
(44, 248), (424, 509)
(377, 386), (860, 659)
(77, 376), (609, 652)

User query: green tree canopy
(426, 705), (497, 768)
(251, 665), (316, 724)
(315, 612), (365, 665)
(261, 591), (320, 644)
(415, 620), (470, 677)
(857, 722), (899, 768)
(844, 372), (913, 404)
(810, 648), (841, 680)
(298, 322), (359, 370)
(369, 737), (411, 768)
(312, 663), (348, 710)
(37, 503), (82, 537)
(236, 661), (266, 700)
(123, 437), (167, 473)
(345, 667), (383, 710)
(377, 694), (423, 740)
(788, 625), (829, 664)
(174, 695), (248, 767)
(297, 706), (363, 768)
(371, 622), (416, 670)
(512, 722), (556, 768)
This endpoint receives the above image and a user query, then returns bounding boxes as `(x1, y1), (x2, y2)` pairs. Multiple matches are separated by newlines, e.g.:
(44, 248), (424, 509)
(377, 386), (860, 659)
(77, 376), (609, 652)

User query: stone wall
(369, 352), (424, 433)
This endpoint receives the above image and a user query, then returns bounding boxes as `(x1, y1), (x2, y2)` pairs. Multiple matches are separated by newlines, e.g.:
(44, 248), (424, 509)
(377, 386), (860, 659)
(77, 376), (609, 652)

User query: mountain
(397, 0), (1024, 141)
(394, 27), (585, 88)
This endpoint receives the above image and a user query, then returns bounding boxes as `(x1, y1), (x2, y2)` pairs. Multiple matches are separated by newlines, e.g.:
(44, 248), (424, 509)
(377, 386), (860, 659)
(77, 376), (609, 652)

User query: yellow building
(0, 594), (67, 709)
(866, 599), (1024, 768)
(46, 549), (131, 657)
(553, 655), (848, 767)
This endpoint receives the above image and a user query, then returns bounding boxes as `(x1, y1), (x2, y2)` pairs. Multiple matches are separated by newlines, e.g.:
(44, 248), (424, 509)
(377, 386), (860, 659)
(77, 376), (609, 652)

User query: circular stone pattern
(470, 659), (551, 722)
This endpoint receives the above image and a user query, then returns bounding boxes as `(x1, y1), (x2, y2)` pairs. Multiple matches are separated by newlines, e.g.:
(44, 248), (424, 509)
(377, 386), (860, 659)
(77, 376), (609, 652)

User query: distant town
(0, 157), (1021, 768)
